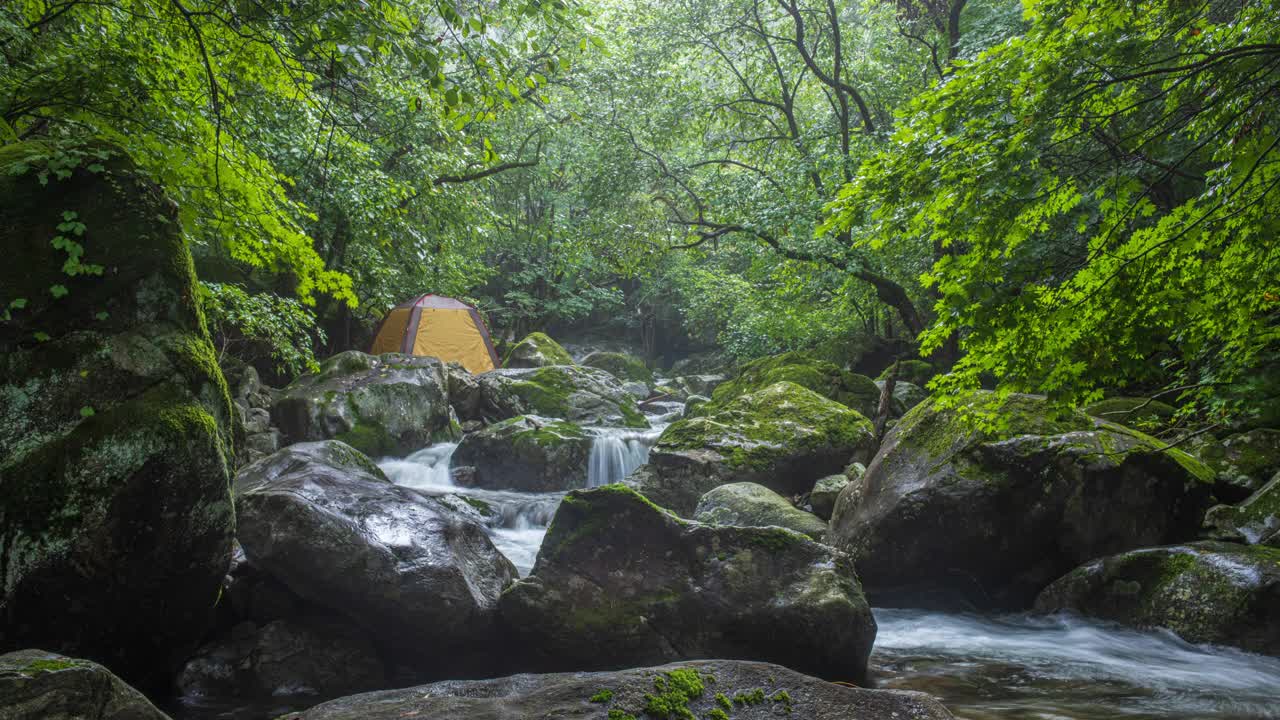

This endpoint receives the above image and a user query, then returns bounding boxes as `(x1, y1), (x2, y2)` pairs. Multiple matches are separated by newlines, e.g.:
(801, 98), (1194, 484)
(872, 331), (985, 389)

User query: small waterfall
(380, 442), (457, 490)
(587, 427), (663, 487)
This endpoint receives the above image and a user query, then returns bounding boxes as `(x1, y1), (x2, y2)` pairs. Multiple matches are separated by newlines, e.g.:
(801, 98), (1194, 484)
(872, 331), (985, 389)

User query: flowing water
(871, 608), (1280, 719)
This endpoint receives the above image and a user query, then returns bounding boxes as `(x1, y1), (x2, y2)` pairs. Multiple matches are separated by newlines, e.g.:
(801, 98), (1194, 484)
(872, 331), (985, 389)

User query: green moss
(21, 658), (81, 674)
(608, 710), (638, 720)
(715, 693), (732, 711)
(732, 688), (765, 706)
(771, 690), (793, 712)
(878, 359), (935, 386)
(584, 351), (654, 384)
(705, 710), (730, 720)
(709, 352), (877, 414)
(461, 495), (495, 516)
(644, 668), (705, 719)
(748, 526), (809, 552)
(335, 422), (395, 457)
(504, 332), (575, 367)
(591, 689), (615, 703)
(1084, 397), (1177, 431)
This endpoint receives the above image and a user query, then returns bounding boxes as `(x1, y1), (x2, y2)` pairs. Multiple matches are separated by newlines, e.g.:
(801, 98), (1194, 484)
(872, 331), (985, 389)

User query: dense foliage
(3, 0), (1275, 428)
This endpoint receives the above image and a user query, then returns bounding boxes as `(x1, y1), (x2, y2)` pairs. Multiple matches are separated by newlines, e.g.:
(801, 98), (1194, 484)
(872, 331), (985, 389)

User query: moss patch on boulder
(583, 351), (654, 385)
(709, 352), (880, 417)
(504, 332), (575, 368)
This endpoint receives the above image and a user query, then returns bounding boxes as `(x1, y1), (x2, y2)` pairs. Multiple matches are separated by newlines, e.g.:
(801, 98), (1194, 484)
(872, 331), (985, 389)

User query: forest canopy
(2, 0), (1276, 429)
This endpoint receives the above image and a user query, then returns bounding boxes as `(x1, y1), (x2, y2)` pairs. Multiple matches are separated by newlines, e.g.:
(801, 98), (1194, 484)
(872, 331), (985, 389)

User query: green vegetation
(590, 689), (615, 703)
(3, 0), (1275, 433)
(643, 668), (706, 719)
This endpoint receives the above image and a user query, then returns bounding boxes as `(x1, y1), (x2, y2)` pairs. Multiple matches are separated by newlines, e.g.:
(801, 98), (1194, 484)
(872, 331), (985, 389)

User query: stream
(372, 437), (1280, 720)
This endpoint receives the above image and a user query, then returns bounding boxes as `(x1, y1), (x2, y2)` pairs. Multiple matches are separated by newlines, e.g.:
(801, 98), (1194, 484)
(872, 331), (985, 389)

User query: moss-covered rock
(874, 380), (929, 419)
(1203, 472), (1280, 547)
(828, 393), (1214, 609)
(499, 485), (877, 683)
(877, 359), (935, 387)
(235, 441), (517, 675)
(293, 659), (953, 720)
(478, 365), (649, 428)
(0, 649), (172, 720)
(693, 482), (828, 541)
(0, 142), (234, 689)
(453, 415), (593, 492)
(630, 382), (874, 516)
(710, 351), (880, 417)
(1190, 428), (1280, 502)
(504, 332), (575, 368)
(582, 351), (654, 385)
(1083, 396), (1178, 433)
(271, 350), (458, 457)
(810, 465), (862, 522)
(1035, 542), (1280, 656)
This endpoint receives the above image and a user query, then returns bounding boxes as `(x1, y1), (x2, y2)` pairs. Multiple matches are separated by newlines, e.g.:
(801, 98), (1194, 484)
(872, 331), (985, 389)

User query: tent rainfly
(369, 294), (500, 374)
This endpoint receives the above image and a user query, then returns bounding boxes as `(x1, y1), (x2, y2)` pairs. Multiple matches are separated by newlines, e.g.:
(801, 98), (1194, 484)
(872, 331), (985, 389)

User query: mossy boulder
(694, 482), (828, 541)
(0, 141), (234, 689)
(499, 485), (877, 683)
(828, 393), (1214, 609)
(672, 374), (728, 399)
(478, 365), (649, 428)
(582, 351), (654, 385)
(1203, 472), (1280, 547)
(271, 350), (458, 457)
(874, 380), (929, 418)
(878, 359), (935, 387)
(629, 382), (874, 516)
(1083, 396), (1178, 433)
(1190, 428), (1280, 502)
(235, 441), (517, 674)
(294, 659), (954, 720)
(709, 351), (881, 418)
(504, 332), (575, 368)
(452, 415), (593, 492)
(0, 649), (172, 720)
(1035, 541), (1280, 656)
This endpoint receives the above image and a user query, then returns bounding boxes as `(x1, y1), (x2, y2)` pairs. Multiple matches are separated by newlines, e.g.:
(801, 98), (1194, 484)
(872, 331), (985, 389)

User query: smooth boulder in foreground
(293, 659), (953, 720)
(829, 393), (1214, 609)
(500, 485), (876, 683)
(0, 649), (171, 720)
(234, 441), (517, 671)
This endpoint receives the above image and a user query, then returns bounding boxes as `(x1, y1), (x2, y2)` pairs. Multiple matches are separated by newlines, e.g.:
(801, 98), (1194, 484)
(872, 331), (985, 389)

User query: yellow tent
(369, 294), (500, 374)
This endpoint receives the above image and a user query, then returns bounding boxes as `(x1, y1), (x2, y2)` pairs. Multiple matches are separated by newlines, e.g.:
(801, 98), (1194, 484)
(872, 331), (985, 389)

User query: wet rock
(621, 380), (650, 399)
(0, 649), (171, 720)
(683, 394), (710, 416)
(669, 350), (735, 376)
(444, 361), (484, 422)
(1190, 428), (1280, 503)
(175, 615), (384, 700)
(294, 659), (953, 720)
(0, 141), (234, 688)
(1035, 541), (1280, 656)
(829, 393), (1214, 609)
(694, 482), (828, 541)
(500, 485), (877, 683)
(874, 380), (928, 418)
(710, 351), (880, 417)
(235, 441), (517, 671)
(630, 382), (874, 516)
(271, 351), (458, 457)
(503, 332), (574, 368)
(452, 415), (592, 492)
(1202, 472), (1280, 546)
(672, 373), (728, 398)
(810, 466), (861, 522)
(582, 351), (653, 385)
(1083, 396), (1177, 433)
(478, 365), (649, 428)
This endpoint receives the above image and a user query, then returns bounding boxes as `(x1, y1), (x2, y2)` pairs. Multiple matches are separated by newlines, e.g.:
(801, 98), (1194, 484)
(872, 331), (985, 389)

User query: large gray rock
(235, 441), (517, 670)
(829, 393), (1215, 609)
(503, 332), (574, 368)
(1035, 542), (1280, 656)
(0, 142), (234, 689)
(175, 614), (384, 700)
(499, 485), (877, 683)
(294, 660), (954, 720)
(709, 351), (881, 418)
(0, 649), (170, 720)
(629, 382), (875, 516)
(582, 350), (654, 385)
(694, 482), (828, 541)
(478, 365), (649, 428)
(810, 465), (862, 521)
(1202, 472), (1280, 546)
(1191, 428), (1280, 502)
(271, 351), (458, 457)
(452, 415), (592, 492)
(444, 361), (484, 422)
